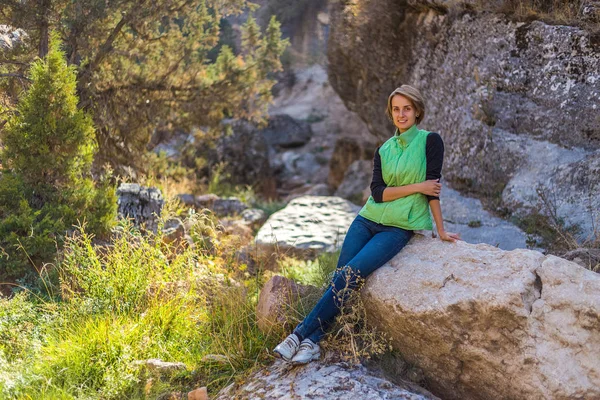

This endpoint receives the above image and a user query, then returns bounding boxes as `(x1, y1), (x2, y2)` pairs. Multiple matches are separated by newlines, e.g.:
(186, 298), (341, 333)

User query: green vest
(358, 124), (432, 230)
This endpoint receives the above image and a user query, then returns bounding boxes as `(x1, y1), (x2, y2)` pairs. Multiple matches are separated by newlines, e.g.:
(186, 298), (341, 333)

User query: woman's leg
(295, 223), (413, 343)
(293, 215), (375, 340)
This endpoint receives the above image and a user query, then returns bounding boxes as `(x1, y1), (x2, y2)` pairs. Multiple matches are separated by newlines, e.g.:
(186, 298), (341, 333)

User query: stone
(195, 194), (247, 217)
(215, 359), (439, 399)
(256, 275), (316, 333)
(187, 387), (208, 400)
(117, 183), (164, 232)
(334, 160), (372, 205)
(201, 354), (229, 364)
(255, 195), (360, 255)
(362, 235), (600, 400)
(439, 183), (528, 250)
(328, 136), (377, 189)
(259, 114), (313, 149)
(177, 194), (196, 207)
(145, 358), (186, 375)
(163, 218), (186, 244)
(240, 208), (267, 229)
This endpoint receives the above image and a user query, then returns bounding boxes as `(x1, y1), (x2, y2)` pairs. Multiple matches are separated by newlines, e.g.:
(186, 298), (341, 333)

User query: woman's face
(391, 95), (417, 133)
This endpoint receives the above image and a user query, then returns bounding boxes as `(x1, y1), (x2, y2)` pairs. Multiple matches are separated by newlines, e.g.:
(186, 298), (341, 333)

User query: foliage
(0, 210), (279, 399)
(0, 0), (288, 171)
(0, 36), (116, 281)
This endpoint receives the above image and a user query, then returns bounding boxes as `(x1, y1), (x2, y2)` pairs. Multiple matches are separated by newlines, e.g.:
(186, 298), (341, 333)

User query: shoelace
(298, 342), (313, 351)
(284, 336), (299, 348)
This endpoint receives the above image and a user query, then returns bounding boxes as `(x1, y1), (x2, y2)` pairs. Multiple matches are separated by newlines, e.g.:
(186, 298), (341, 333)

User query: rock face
(117, 183), (164, 232)
(362, 236), (600, 400)
(216, 359), (439, 400)
(327, 1), (600, 237)
(255, 195), (360, 255)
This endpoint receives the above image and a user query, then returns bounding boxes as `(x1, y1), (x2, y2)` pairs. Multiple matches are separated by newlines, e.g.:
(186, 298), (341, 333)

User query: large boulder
(216, 359), (439, 400)
(255, 196), (360, 256)
(259, 114), (313, 149)
(362, 236), (600, 400)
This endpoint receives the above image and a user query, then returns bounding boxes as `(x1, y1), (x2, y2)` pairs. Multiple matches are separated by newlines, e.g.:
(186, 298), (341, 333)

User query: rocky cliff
(327, 0), (600, 238)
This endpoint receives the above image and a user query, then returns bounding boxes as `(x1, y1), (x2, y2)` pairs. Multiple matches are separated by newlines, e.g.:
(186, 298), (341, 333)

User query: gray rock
(259, 114), (313, 149)
(255, 196), (360, 255)
(216, 359), (438, 400)
(363, 236), (600, 400)
(304, 183), (333, 196)
(439, 183), (528, 250)
(280, 150), (321, 178)
(240, 208), (267, 228)
(194, 194), (247, 217)
(328, 136), (377, 189)
(143, 358), (186, 375)
(117, 183), (164, 232)
(334, 160), (372, 204)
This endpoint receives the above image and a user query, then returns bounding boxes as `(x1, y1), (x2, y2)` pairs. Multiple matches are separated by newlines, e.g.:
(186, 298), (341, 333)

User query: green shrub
(0, 35), (116, 282)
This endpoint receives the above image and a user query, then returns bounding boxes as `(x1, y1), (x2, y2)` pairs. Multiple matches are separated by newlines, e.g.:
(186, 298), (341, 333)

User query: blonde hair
(386, 85), (425, 125)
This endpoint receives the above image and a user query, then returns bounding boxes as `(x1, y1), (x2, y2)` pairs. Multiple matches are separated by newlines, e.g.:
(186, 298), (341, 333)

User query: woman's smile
(391, 94), (417, 133)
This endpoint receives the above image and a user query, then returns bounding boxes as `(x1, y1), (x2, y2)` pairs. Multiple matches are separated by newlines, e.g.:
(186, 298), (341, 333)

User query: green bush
(0, 35), (116, 282)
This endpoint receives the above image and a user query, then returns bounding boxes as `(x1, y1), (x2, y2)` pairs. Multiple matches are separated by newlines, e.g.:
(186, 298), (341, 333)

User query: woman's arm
(429, 199), (460, 242)
(370, 146), (441, 202)
(382, 180), (440, 202)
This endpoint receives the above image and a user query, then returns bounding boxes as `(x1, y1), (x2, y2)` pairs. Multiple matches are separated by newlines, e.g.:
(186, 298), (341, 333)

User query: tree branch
(0, 73), (31, 81)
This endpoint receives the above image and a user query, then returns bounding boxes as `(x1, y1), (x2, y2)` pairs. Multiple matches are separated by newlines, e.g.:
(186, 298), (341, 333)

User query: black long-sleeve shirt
(370, 132), (444, 203)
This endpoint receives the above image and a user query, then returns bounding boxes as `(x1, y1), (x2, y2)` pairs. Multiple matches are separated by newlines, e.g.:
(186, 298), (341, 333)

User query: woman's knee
(332, 264), (361, 290)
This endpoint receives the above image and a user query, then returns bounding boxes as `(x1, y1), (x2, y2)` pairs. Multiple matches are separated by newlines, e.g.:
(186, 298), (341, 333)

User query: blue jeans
(293, 214), (413, 343)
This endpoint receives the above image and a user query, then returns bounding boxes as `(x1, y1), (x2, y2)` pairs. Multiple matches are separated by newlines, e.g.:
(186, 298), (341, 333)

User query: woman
(274, 85), (460, 364)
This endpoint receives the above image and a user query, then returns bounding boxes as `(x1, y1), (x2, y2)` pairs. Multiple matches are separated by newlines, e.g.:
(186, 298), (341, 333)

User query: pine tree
(0, 0), (288, 171)
(0, 35), (116, 281)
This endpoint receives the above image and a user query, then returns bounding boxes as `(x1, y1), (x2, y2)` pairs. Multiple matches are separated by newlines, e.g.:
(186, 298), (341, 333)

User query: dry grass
(469, 0), (599, 29)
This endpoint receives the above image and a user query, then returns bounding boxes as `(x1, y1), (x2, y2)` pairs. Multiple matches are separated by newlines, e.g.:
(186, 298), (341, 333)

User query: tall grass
(0, 213), (279, 399)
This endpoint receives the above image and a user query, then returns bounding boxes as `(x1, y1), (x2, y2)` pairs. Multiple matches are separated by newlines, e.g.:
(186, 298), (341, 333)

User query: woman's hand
(419, 179), (442, 197)
(438, 230), (461, 243)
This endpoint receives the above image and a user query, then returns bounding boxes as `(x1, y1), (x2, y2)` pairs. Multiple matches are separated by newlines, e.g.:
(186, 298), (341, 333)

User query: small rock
(177, 194), (196, 207)
(256, 275), (317, 333)
(188, 387), (208, 400)
(163, 218), (186, 244)
(201, 354), (229, 364)
(240, 208), (267, 228)
(145, 358), (186, 374)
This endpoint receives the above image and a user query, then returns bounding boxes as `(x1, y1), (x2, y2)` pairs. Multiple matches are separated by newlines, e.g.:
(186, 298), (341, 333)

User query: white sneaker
(291, 339), (320, 364)
(273, 333), (300, 361)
